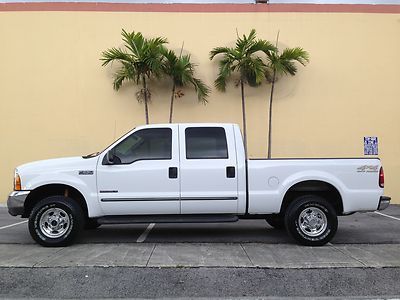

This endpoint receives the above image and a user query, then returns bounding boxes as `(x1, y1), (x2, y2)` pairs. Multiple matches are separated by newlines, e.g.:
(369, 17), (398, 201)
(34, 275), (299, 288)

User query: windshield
(82, 127), (136, 159)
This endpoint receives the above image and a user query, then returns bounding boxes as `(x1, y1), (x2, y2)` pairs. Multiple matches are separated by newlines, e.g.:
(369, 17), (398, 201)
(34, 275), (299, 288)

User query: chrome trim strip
(100, 196), (238, 202)
(101, 198), (180, 202)
(181, 197), (238, 201)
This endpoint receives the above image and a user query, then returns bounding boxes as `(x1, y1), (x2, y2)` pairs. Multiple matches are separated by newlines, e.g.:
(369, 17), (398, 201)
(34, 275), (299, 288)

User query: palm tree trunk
(169, 83), (176, 123)
(240, 79), (248, 159)
(142, 75), (149, 124)
(267, 69), (276, 159)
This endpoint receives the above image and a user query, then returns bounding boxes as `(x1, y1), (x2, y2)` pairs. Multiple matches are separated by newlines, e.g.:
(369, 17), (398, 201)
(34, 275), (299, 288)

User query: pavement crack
(240, 243), (254, 266)
(32, 248), (65, 268)
(145, 244), (156, 267)
(330, 244), (368, 267)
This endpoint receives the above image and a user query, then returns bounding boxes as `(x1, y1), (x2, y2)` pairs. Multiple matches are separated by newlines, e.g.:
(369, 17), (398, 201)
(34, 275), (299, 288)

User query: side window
(185, 127), (228, 159)
(111, 128), (172, 164)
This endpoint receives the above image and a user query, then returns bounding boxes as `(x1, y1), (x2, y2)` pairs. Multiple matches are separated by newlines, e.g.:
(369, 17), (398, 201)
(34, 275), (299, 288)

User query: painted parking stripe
(136, 223), (155, 243)
(374, 211), (400, 221)
(0, 220), (28, 230)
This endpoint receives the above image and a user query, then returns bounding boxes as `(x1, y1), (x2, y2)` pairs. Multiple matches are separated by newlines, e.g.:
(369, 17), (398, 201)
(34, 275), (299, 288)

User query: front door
(97, 125), (180, 215)
(178, 124), (239, 214)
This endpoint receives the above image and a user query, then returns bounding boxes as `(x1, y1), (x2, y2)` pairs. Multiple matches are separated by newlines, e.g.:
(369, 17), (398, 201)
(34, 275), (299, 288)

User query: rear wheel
(265, 214), (285, 229)
(28, 196), (84, 247)
(284, 195), (337, 246)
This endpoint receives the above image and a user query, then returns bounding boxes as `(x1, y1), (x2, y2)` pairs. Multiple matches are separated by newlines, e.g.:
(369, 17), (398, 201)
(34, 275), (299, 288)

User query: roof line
(1, 3), (400, 13)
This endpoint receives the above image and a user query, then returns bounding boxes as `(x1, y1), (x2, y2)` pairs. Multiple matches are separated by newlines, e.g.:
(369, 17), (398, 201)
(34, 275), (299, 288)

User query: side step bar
(97, 214), (239, 225)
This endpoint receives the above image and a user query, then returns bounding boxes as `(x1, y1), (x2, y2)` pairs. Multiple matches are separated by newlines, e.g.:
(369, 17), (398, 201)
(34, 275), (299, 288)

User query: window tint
(112, 128), (172, 164)
(185, 127), (228, 159)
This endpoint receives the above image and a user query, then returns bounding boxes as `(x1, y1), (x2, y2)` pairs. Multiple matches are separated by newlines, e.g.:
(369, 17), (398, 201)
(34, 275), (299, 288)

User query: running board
(97, 214), (239, 225)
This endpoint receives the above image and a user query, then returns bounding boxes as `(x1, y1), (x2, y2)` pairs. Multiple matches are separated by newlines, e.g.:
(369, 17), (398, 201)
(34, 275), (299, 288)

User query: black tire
(85, 218), (101, 230)
(265, 214), (285, 229)
(28, 196), (84, 247)
(284, 195), (338, 246)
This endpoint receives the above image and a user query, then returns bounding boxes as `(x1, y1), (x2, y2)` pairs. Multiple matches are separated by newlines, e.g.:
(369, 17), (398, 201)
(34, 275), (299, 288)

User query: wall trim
(1, 3), (400, 13)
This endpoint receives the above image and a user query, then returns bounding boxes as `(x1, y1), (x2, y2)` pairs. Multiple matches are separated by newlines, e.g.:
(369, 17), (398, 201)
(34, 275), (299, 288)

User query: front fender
(25, 173), (102, 217)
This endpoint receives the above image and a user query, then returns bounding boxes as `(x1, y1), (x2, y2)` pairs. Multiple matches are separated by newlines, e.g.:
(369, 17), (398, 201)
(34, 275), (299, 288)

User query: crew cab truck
(7, 123), (391, 247)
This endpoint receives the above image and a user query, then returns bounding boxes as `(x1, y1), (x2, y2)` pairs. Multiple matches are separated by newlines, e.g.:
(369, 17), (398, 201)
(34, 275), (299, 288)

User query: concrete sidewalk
(1, 243), (399, 268)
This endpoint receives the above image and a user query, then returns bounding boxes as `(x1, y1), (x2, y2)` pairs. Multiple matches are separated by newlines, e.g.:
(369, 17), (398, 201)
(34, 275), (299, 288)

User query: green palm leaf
(101, 29), (168, 124)
(209, 29), (274, 157)
(162, 46), (210, 122)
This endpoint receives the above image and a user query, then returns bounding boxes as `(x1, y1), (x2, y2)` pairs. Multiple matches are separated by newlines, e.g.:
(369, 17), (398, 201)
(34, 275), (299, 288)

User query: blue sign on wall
(364, 136), (378, 155)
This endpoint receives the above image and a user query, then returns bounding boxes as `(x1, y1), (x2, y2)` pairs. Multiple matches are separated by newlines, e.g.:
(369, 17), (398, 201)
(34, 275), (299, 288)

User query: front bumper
(378, 196), (391, 211)
(7, 191), (30, 216)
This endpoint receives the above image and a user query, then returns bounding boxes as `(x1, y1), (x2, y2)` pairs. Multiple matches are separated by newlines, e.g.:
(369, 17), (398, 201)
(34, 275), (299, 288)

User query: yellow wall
(1, 11), (399, 203)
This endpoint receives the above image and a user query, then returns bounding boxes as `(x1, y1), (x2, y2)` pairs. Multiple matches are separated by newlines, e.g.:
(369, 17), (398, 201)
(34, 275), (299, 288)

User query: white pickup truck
(7, 123), (390, 247)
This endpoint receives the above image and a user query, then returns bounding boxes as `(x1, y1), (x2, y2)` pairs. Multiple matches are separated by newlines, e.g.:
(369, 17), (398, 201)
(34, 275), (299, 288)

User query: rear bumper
(7, 191), (30, 216)
(378, 196), (391, 211)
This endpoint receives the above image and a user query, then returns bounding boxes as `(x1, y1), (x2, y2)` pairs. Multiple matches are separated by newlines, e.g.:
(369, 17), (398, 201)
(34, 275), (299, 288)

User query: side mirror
(105, 151), (114, 165)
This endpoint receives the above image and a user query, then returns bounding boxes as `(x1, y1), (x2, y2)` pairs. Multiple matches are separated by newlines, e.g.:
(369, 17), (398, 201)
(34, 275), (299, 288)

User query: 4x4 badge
(357, 165), (379, 173)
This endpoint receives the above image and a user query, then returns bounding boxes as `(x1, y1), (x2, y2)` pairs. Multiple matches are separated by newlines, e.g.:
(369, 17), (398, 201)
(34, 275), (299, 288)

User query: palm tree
(162, 48), (210, 123)
(101, 29), (167, 124)
(265, 33), (309, 158)
(210, 29), (275, 158)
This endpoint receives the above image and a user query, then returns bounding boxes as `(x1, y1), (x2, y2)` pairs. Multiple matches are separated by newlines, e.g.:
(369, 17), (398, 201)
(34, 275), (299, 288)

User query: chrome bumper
(7, 191), (30, 216)
(378, 196), (391, 211)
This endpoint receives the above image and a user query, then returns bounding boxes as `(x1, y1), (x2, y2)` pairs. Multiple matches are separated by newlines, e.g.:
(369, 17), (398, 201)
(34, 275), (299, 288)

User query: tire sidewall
(29, 196), (83, 247)
(285, 196), (338, 246)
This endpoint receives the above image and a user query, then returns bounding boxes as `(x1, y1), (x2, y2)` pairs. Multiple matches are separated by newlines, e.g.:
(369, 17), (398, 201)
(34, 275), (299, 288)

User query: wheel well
(23, 184), (88, 218)
(280, 180), (343, 215)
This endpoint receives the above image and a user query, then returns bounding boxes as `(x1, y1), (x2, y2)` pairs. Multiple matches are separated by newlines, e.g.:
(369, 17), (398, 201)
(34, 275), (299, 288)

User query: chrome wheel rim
(298, 207), (327, 237)
(39, 207), (71, 238)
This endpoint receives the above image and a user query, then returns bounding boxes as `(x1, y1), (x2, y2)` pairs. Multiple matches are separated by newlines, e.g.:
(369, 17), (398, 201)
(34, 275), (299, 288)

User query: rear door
(178, 124), (238, 214)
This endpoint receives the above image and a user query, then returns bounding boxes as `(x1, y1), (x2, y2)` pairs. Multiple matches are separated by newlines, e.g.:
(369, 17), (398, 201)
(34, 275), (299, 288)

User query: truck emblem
(78, 170), (94, 175)
(357, 165), (379, 173)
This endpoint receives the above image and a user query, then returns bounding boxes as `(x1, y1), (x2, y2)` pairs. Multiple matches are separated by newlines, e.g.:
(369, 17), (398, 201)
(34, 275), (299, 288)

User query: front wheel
(284, 195), (337, 246)
(28, 196), (84, 247)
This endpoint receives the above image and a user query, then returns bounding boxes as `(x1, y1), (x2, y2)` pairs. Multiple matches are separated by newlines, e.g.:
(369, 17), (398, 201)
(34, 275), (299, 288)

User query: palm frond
(236, 29), (257, 54)
(248, 40), (277, 56)
(214, 57), (234, 92)
(265, 47), (310, 79)
(101, 28), (169, 101)
(280, 47), (310, 66)
(209, 47), (233, 60)
(190, 77), (210, 103)
(121, 29), (143, 57)
(100, 48), (132, 66)
(113, 67), (131, 90)
(241, 57), (266, 86)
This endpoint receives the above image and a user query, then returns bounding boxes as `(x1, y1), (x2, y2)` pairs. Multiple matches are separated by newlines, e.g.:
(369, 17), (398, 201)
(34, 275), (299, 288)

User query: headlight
(14, 171), (21, 191)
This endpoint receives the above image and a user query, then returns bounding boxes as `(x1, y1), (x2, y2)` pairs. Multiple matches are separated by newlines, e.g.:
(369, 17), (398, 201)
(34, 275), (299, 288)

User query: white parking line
(0, 220), (28, 230)
(136, 223), (155, 243)
(374, 211), (400, 221)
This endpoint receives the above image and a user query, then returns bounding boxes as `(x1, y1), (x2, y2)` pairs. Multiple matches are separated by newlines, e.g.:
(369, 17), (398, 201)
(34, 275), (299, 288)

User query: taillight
(379, 167), (384, 188)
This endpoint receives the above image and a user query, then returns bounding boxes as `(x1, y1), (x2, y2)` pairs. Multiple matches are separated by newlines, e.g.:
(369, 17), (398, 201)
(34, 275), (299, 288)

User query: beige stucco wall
(0, 11), (399, 203)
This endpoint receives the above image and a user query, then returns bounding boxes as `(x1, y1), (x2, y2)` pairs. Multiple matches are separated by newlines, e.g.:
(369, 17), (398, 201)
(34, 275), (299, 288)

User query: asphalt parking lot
(1, 205), (400, 245)
(1, 205), (400, 298)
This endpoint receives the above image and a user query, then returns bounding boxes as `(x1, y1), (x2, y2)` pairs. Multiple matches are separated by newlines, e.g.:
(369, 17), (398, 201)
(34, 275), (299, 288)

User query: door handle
(226, 166), (235, 178)
(169, 167), (178, 179)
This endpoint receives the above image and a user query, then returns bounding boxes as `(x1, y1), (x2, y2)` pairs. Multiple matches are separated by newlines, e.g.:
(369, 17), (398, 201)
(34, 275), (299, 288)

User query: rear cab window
(185, 127), (228, 159)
